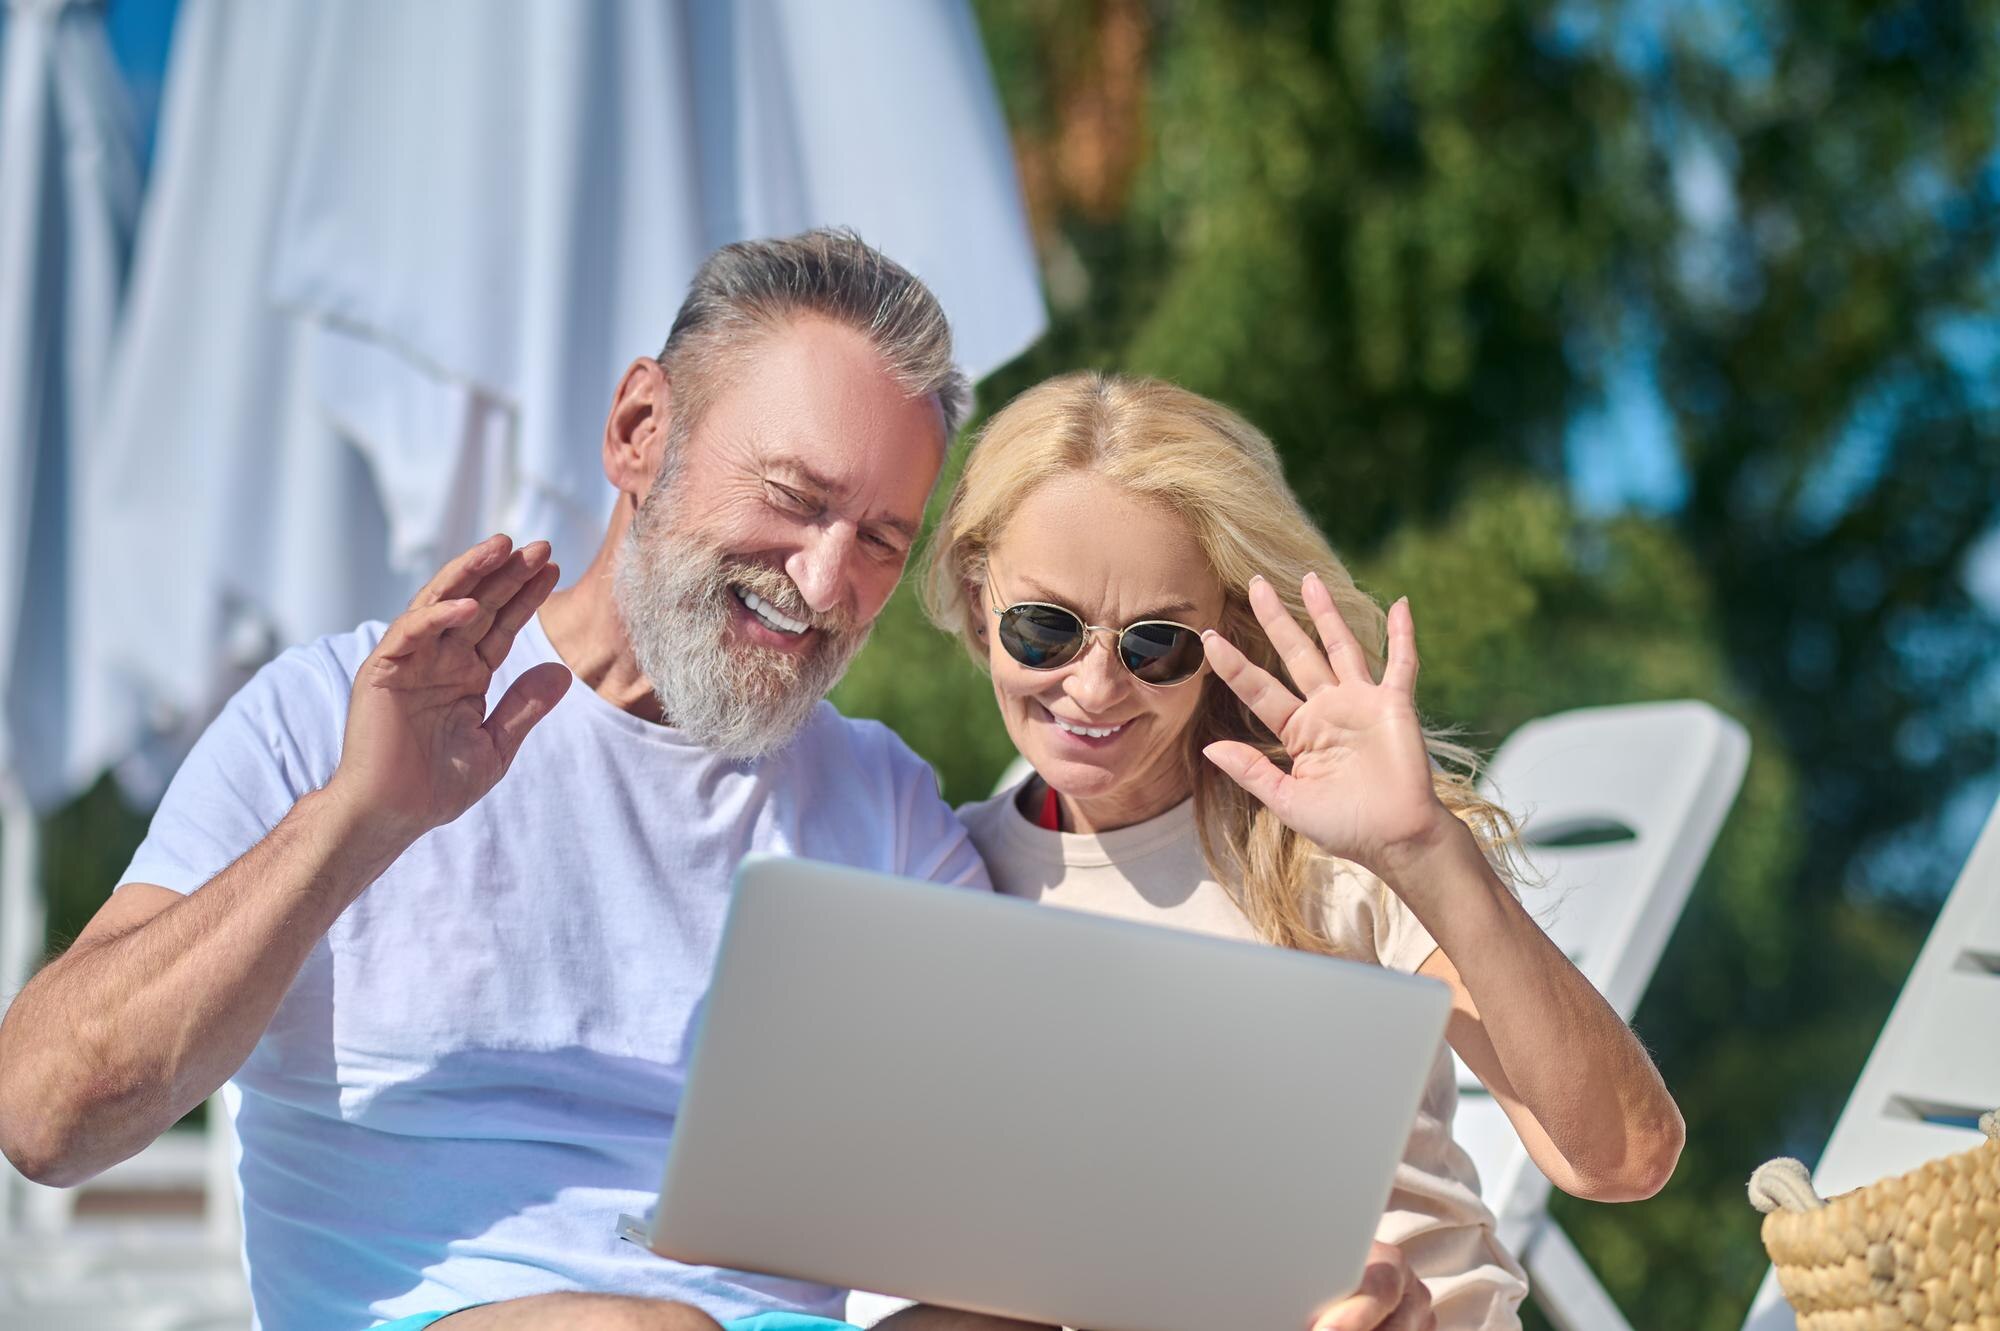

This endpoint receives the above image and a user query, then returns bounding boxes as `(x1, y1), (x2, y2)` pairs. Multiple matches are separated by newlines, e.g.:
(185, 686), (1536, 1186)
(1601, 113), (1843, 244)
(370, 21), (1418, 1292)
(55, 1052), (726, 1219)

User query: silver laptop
(624, 853), (1450, 1331)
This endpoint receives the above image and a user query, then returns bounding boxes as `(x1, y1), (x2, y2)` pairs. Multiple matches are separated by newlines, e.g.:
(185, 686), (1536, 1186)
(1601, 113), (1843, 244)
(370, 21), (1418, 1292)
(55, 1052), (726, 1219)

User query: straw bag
(1747, 1110), (2000, 1330)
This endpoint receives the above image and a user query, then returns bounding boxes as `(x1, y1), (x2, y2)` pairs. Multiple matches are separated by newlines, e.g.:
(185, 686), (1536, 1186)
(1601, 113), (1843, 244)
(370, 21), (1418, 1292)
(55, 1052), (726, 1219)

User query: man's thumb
(485, 663), (573, 762)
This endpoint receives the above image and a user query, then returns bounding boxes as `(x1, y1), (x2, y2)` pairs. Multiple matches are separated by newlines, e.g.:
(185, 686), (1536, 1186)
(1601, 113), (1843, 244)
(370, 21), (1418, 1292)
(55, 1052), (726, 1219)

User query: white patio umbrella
(0, 0), (141, 961)
(71, 0), (1046, 804)
(66, 0), (413, 804)
(0, 0), (141, 1238)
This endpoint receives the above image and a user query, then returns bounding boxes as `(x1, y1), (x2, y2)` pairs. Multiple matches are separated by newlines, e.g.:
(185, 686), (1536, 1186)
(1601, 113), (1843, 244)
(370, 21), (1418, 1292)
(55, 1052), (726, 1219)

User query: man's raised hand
(325, 535), (572, 851)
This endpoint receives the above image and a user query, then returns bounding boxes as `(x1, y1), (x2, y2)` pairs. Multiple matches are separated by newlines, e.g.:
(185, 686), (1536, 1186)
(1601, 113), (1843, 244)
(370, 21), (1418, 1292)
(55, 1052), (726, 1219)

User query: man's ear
(603, 357), (673, 501)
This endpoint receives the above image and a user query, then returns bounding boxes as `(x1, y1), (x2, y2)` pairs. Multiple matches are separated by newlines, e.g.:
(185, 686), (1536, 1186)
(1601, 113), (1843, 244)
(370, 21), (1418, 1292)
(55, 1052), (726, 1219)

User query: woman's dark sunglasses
(991, 600), (1208, 686)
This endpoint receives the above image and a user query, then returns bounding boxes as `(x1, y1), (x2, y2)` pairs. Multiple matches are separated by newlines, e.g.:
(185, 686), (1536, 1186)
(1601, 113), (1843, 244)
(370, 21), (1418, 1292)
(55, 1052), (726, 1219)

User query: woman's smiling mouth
(1045, 704), (1129, 742)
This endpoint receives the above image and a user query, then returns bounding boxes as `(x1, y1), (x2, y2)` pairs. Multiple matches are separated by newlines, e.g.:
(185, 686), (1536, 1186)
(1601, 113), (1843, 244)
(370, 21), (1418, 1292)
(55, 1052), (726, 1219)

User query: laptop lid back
(650, 854), (1451, 1331)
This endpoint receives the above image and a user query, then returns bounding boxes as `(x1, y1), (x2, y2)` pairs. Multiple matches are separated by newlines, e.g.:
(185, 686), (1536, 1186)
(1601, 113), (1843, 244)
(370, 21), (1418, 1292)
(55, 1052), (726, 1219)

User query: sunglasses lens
(1120, 622), (1205, 684)
(997, 604), (1086, 669)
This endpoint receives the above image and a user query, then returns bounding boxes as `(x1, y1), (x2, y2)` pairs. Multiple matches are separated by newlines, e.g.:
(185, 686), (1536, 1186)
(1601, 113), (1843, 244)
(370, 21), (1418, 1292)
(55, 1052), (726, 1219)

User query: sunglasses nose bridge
(1078, 622), (1122, 656)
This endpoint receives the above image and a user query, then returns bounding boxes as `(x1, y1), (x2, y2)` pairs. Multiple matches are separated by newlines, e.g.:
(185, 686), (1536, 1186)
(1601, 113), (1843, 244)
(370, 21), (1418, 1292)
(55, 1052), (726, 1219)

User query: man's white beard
(614, 491), (871, 761)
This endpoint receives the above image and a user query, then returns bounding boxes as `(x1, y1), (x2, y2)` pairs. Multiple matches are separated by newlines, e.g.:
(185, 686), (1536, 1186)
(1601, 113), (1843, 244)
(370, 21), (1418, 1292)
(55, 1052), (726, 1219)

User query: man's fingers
(1249, 575), (1336, 695)
(1302, 572), (1370, 685)
(377, 598), (480, 661)
(1202, 740), (1292, 811)
(1202, 629), (1301, 737)
(478, 562), (561, 667)
(410, 534), (512, 610)
(483, 662), (573, 765)
(1313, 1243), (1410, 1331)
(450, 541), (553, 645)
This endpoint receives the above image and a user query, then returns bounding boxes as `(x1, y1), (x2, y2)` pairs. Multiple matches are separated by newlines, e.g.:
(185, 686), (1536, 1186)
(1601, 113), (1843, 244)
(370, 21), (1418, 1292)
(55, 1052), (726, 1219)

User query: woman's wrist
(1366, 811), (1498, 910)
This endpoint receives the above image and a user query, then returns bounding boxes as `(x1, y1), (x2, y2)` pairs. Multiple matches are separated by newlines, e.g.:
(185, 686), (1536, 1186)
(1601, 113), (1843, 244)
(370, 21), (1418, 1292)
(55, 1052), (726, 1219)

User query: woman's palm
(1201, 574), (1447, 874)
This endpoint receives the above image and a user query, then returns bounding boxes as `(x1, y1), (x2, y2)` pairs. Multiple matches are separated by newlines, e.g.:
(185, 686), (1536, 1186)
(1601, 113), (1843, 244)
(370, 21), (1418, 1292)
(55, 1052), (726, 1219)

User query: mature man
(0, 231), (1432, 1331)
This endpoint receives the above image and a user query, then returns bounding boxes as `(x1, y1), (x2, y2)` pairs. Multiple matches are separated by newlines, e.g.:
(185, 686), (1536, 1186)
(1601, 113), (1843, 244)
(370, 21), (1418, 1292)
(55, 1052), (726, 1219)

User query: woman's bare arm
(1398, 831), (1683, 1200)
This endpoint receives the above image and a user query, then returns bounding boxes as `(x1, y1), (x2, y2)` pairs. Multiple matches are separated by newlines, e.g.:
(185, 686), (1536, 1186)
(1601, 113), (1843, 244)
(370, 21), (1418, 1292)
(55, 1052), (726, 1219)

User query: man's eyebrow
(1010, 575), (1200, 620)
(763, 454), (844, 496)
(763, 453), (918, 541)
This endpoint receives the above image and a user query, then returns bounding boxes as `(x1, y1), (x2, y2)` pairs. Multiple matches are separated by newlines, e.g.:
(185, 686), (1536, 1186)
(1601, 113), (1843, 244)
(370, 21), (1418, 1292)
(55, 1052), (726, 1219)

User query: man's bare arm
(0, 793), (407, 1183)
(0, 536), (569, 1185)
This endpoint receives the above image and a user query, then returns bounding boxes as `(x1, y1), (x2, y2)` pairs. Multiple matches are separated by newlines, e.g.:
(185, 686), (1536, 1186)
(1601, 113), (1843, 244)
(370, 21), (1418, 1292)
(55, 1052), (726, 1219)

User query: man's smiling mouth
(732, 585), (808, 636)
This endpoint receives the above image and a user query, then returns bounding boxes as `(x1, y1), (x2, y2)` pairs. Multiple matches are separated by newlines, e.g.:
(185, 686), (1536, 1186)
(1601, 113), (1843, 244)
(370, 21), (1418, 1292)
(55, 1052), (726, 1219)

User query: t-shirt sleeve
(119, 641), (351, 896)
(1319, 859), (1439, 974)
(876, 731), (991, 892)
(1369, 875), (1441, 974)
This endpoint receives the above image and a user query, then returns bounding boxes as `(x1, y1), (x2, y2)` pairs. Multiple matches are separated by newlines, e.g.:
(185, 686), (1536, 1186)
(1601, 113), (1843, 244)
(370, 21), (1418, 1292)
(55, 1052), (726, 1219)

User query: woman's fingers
(1382, 597), (1420, 697)
(478, 563), (561, 667)
(1201, 629), (1302, 736)
(1301, 571), (1370, 684)
(409, 534), (512, 611)
(1201, 740), (1291, 812)
(1249, 576), (1337, 695)
(1312, 1242), (1416, 1331)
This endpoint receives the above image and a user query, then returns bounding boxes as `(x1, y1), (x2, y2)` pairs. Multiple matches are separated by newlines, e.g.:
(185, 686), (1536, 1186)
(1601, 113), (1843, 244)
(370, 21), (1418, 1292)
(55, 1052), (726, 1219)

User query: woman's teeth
(734, 587), (808, 635)
(1053, 715), (1124, 739)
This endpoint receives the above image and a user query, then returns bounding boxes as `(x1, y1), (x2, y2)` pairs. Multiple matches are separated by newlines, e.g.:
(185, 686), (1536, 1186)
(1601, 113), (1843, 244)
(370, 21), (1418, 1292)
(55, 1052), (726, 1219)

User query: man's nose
(783, 528), (857, 617)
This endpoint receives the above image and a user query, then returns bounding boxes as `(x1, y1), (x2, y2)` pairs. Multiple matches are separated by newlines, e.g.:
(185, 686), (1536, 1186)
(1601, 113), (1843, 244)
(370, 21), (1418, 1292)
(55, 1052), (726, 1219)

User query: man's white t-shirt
(121, 614), (988, 1331)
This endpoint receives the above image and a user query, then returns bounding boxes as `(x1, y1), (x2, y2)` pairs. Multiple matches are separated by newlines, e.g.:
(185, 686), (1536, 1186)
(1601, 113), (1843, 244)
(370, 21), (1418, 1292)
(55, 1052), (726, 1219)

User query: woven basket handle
(1748, 1109), (2000, 1214)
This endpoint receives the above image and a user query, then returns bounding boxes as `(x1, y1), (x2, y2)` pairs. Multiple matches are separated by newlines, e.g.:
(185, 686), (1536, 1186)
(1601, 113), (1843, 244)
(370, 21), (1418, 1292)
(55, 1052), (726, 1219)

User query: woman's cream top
(957, 782), (1530, 1331)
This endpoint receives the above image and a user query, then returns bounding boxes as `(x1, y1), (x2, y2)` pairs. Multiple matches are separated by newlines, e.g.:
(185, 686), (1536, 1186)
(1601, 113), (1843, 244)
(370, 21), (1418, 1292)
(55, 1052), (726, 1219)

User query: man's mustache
(715, 558), (858, 638)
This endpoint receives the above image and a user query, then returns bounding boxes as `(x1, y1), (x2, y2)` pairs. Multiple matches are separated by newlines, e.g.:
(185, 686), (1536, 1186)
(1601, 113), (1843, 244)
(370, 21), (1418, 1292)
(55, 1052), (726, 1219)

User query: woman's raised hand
(1200, 573), (1457, 879)
(325, 535), (572, 854)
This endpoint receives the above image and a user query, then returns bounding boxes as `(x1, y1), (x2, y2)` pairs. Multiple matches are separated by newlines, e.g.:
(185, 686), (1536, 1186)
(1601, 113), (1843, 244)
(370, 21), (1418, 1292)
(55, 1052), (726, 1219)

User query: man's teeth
(735, 587), (808, 635)
(1053, 716), (1124, 739)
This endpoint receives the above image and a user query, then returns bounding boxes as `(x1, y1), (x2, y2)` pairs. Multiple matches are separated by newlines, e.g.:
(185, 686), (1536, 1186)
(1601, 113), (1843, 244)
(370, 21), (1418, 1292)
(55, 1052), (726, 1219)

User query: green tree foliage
(835, 2), (2000, 1326)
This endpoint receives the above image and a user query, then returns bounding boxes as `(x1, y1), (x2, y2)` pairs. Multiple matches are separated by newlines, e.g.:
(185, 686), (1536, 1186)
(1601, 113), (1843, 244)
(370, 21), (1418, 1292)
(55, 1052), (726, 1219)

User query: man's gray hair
(657, 228), (972, 442)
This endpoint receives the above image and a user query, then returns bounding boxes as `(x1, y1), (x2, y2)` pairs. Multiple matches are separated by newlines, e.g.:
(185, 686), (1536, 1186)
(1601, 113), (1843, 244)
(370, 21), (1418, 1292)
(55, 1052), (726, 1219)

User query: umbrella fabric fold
(0, 0), (141, 811)
(265, 0), (1046, 578)
(71, 0), (408, 802)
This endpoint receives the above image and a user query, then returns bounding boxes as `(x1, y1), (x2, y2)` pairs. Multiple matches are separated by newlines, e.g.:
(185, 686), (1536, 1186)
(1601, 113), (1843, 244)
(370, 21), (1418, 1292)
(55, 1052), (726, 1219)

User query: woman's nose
(1063, 631), (1127, 709)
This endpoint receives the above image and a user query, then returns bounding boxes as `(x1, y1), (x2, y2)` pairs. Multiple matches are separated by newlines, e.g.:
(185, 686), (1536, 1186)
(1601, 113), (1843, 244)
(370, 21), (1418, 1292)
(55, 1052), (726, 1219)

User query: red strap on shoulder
(1037, 782), (1062, 832)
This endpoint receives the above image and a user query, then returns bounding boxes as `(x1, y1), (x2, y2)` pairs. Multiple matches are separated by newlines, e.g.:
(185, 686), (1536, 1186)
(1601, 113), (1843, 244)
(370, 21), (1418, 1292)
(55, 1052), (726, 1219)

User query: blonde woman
(924, 373), (1685, 1331)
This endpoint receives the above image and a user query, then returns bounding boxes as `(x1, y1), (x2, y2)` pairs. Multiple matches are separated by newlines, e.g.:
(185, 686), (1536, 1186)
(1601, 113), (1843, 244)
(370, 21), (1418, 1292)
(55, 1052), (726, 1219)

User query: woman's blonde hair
(922, 372), (1518, 956)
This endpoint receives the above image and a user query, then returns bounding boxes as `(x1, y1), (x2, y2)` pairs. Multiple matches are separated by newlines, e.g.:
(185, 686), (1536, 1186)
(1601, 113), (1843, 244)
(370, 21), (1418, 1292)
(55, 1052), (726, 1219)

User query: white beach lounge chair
(1460, 700), (1749, 1331)
(1741, 793), (2000, 1331)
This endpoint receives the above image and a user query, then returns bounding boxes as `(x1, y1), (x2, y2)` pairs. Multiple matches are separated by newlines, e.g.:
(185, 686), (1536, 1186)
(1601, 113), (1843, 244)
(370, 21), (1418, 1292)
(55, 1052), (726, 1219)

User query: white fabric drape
(0, 0), (140, 1033)
(70, 0), (414, 800)
(0, 0), (139, 810)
